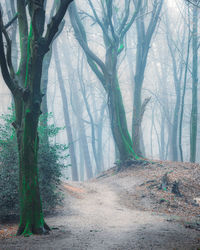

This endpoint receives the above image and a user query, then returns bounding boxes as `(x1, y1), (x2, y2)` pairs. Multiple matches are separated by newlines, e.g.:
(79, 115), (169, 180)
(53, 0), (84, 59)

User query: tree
(132, 0), (163, 156)
(69, 1), (141, 163)
(0, 0), (73, 236)
(179, 7), (191, 162)
(165, 12), (186, 161)
(190, 3), (198, 162)
(54, 40), (79, 181)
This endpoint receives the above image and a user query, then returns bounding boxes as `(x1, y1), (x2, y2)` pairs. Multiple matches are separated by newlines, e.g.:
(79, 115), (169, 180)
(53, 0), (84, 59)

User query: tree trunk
(15, 42), (49, 235)
(132, 0), (163, 157)
(107, 74), (137, 162)
(132, 76), (143, 156)
(179, 32), (191, 162)
(190, 4), (198, 163)
(78, 57), (102, 174)
(16, 109), (49, 236)
(54, 42), (79, 181)
(171, 85), (181, 161)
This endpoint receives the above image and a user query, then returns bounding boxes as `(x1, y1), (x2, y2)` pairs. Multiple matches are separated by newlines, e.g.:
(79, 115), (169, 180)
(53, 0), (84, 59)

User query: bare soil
(0, 160), (200, 249)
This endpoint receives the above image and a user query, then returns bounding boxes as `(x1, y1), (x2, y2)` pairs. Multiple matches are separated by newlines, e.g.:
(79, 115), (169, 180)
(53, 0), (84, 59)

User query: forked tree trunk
(0, 0), (73, 236)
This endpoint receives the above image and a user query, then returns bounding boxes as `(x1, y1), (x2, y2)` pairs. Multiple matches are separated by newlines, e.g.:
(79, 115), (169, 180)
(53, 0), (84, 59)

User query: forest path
(46, 175), (199, 250)
(1, 171), (200, 249)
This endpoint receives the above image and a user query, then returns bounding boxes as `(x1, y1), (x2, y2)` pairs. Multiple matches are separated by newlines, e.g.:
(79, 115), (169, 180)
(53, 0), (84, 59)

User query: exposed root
(16, 221), (50, 236)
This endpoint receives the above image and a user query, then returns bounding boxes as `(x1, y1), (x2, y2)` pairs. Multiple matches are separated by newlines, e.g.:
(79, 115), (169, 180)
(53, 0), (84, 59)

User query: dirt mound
(100, 160), (200, 223)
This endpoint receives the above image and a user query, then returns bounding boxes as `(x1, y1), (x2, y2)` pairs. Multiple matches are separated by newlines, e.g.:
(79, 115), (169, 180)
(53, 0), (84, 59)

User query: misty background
(0, 0), (199, 180)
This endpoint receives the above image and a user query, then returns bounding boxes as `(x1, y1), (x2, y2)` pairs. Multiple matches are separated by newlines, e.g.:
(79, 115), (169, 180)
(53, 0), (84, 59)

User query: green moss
(115, 82), (140, 160)
(117, 43), (124, 54)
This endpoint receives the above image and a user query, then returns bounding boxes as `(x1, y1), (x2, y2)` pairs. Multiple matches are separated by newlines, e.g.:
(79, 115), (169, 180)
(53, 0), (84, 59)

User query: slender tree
(132, 0), (163, 156)
(179, 21), (191, 162)
(165, 13), (186, 161)
(54, 40), (79, 181)
(0, 0), (73, 236)
(62, 40), (94, 179)
(190, 3), (198, 162)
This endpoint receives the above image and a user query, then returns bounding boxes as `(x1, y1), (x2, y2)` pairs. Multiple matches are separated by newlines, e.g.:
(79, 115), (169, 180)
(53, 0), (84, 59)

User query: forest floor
(0, 160), (200, 249)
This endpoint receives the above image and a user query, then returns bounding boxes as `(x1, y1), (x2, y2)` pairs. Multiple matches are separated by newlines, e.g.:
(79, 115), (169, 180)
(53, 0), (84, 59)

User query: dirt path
(0, 175), (200, 250)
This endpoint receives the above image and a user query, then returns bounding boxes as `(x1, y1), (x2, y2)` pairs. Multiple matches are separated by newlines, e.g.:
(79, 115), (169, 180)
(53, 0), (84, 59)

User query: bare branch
(2, 26), (15, 77)
(17, 0), (29, 78)
(185, 0), (200, 7)
(120, 0), (142, 40)
(88, 0), (113, 45)
(69, 2), (108, 84)
(106, 0), (118, 41)
(5, 0), (28, 29)
(5, 13), (18, 29)
(0, 8), (16, 93)
(118, 0), (131, 35)
(45, 0), (73, 48)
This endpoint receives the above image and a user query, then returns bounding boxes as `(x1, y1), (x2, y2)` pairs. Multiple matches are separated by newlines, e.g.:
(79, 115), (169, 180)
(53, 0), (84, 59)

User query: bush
(0, 108), (69, 221)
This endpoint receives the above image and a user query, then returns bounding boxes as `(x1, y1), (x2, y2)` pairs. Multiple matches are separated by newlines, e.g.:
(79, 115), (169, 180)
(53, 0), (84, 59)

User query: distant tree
(132, 0), (163, 156)
(179, 7), (191, 162)
(190, 3), (198, 162)
(58, 39), (94, 179)
(0, 0), (72, 236)
(54, 40), (79, 181)
(165, 12), (186, 161)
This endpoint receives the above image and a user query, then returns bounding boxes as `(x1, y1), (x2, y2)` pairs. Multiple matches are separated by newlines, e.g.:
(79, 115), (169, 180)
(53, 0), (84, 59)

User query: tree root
(16, 221), (51, 236)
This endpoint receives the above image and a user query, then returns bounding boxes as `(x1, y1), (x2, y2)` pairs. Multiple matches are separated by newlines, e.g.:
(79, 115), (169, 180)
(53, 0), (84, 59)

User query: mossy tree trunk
(0, 0), (73, 236)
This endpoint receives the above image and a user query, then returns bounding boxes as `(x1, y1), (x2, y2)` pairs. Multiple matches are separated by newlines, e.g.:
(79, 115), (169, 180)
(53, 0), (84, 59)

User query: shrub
(0, 108), (68, 221)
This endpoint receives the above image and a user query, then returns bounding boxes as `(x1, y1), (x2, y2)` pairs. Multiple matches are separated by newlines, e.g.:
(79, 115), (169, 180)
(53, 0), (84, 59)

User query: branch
(17, 0), (29, 78)
(106, 0), (118, 41)
(5, 0), (28, 29)
(185, 0), (200, 7)
(5, 13), (18, 29)
(88, 0), (113, 45)
(29, 1), (46, 39)
(45, 0), (73, 48)
(0, 9), (16, 94)
(2, 25), (15, 77)
(120, 0), (141, 40)
(118, 0), (131, 35)
(145, 0), (163, 45)
(69, 2), (108, 83)
(140, 97), (151, 123)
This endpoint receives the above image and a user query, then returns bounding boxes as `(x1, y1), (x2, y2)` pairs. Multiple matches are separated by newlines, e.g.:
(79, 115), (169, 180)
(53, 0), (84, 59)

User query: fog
(0, 0), (199, 181)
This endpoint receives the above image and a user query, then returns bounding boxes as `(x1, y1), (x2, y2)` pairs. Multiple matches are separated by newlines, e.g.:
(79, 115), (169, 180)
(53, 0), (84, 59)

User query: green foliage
(0, 108), (68, 221)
